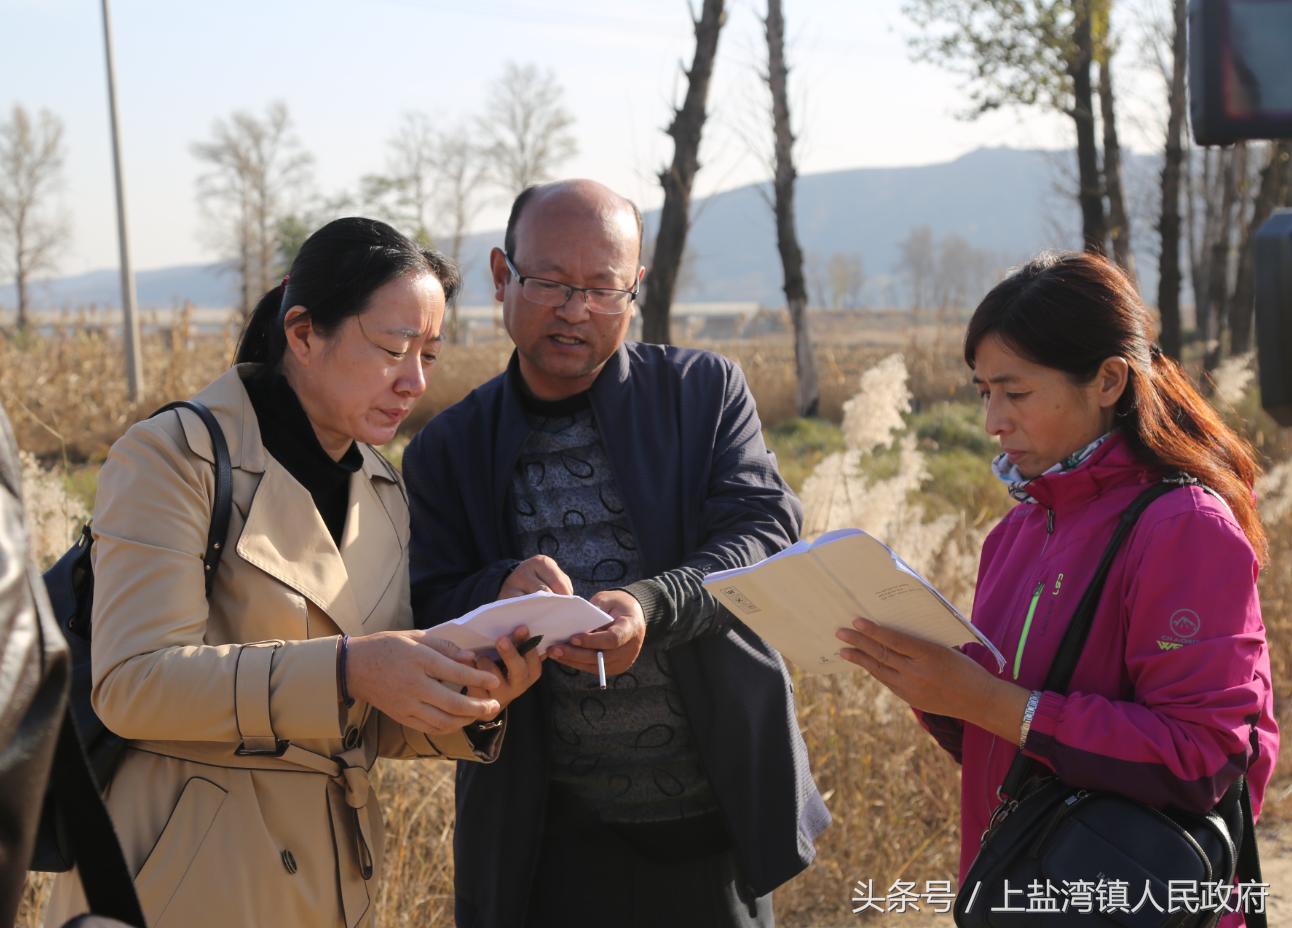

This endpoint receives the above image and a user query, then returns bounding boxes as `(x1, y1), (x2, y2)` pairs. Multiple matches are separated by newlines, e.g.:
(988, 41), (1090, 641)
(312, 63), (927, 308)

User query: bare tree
(934, 233), (981, 310)
(433, 130), (489, 341)
(1186, 147), (1220, 334)
(642, 0), (726, 345)
(363, 111), (439, 245)
(903, 0), (1108, 252)
(479, 63), (578, 198)
(1176, 135), (1289, 364)
(1097, 29), (1134, 282)
(433, 132), (488, 271)
(1071, 0), (1107, 253)
(362, 114), (486, 341)
(1202, 143), (1245, 371)
(897, 225), (936, 311)
(762, 0), (819, 416)
(0, 105), (67, 330)
(827, 252), (866, 309)
(1185, 140), (1259, 368)
(192, 102), (313, 317)
(1229, 142), (1291, 354)
(1155, 0), (1187, 358)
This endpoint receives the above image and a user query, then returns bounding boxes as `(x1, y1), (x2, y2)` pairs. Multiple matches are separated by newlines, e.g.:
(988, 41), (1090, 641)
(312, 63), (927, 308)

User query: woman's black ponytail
(235, 281), (289, 365)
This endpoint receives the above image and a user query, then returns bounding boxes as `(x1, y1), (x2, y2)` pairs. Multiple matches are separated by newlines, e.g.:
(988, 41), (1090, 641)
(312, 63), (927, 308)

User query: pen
(596, 650), (607, 690)
(492, 635), (543, 674)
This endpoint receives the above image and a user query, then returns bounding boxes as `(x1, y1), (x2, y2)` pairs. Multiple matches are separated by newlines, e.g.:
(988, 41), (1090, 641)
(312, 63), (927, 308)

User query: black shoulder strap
(151, 400), (232, 596)
(48, 713), (146, 925)
(998, 475), (1265, 921)
(48, 398), (232, 924)
(1239, 775), (1267, 928)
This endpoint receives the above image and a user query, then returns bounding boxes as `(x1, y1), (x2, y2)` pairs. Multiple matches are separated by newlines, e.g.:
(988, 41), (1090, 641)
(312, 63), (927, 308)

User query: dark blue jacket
(403, 342), (829, 928)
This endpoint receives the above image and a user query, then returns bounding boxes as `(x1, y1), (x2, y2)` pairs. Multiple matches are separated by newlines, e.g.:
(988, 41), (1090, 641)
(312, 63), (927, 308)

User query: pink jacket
(921, 434), (1277, 925)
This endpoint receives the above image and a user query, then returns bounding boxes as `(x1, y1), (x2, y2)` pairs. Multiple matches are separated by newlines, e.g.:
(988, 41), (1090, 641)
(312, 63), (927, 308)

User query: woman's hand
(836, 618), (1032, 743)
(346, 629), (502, 735)
(466, 626), (545, 720)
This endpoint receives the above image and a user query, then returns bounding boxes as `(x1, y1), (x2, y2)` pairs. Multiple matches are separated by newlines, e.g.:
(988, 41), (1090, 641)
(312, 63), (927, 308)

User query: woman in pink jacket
(838, 251), (1277, 925)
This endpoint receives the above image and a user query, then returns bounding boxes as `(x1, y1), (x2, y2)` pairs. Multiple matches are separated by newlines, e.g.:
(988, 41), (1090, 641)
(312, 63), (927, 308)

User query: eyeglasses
(503, 253), (637, 315)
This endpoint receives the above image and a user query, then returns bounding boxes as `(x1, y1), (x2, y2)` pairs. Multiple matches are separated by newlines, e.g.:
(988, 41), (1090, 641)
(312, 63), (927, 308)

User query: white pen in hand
(596, 650), (607, 690)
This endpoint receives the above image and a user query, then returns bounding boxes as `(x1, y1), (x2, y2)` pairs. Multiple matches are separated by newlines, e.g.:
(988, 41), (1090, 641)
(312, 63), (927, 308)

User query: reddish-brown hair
(964, 251), (1267, 562)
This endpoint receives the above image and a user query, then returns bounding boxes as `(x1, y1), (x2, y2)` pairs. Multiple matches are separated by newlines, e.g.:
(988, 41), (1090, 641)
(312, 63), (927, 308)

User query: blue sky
(2, 0), (1162, 275)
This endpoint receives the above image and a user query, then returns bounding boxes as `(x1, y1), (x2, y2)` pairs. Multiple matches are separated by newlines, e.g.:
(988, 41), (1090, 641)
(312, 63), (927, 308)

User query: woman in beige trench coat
(47, 218), (542, 928)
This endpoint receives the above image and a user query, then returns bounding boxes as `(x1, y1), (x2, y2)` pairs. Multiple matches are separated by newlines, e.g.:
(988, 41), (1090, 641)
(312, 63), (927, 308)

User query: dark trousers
(525, 798), (774, 928)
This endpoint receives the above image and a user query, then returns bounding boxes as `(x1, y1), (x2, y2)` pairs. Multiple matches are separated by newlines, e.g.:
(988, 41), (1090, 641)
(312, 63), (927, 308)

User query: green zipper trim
(1013, 582), (1045, 680)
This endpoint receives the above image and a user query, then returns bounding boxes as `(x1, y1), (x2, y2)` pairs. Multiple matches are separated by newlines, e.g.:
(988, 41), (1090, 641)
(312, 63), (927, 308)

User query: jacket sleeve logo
(1168, 608), (1201, 639)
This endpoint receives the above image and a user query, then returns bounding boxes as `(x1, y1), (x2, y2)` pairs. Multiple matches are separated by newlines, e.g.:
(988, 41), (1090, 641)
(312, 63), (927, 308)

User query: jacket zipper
(1038, 507), (1055, 556)
(1013, 581), (1045, 680)
(1014, 508), (1056, 678)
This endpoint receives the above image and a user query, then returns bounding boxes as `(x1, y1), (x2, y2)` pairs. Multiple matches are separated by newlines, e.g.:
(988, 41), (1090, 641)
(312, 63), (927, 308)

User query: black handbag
(955, 478), (1266, 928)
(30, 400), (233, 873)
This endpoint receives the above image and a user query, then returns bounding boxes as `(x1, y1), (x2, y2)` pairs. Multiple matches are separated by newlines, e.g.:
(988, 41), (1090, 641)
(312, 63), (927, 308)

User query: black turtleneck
(244, 371), (363, 547)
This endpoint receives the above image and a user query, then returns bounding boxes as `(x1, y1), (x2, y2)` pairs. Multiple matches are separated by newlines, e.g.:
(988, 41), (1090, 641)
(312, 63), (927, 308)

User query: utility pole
(101, 0), (144, 401)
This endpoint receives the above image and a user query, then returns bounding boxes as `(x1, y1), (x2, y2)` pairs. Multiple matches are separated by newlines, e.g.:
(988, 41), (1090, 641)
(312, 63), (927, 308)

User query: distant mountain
(644, 145), (1161, 307)
(3, 147), (1161, 312)
(7, 261), (236, 313)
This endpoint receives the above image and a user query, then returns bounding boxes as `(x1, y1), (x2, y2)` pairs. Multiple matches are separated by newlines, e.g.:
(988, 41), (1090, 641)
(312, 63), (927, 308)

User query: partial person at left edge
(44, 218), (543, 928)
(2, 401), (138, 928)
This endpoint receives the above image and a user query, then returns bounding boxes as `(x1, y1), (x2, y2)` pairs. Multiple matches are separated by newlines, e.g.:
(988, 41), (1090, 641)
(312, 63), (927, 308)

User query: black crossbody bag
(31, 400), (233, 874)
(954, 478), (1266, 928)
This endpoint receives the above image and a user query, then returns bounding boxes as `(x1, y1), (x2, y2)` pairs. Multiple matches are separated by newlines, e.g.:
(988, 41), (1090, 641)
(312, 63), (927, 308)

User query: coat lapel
(236, 456), (364, 633)
(337, 453), (405, 628)
(236, 455), (406, 636)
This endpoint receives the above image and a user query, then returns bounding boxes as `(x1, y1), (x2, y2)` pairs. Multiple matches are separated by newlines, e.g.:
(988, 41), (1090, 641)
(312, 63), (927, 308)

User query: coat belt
(132, 739), (377, 927)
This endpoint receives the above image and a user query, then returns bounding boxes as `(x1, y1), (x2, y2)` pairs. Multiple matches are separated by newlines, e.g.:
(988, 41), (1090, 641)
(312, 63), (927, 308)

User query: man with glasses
(403, 179), (828, 928)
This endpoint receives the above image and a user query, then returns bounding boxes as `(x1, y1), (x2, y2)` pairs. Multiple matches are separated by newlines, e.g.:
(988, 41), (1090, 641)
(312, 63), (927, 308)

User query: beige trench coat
(47, 366), (500, 928)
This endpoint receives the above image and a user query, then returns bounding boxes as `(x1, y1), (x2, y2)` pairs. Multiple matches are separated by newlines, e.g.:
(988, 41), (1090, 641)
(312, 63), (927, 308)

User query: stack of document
(702, 528), (1005, 674)
(431, 590), (613, 652)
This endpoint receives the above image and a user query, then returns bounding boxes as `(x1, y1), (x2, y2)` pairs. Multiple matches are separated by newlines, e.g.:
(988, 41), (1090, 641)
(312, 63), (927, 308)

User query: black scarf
(244, 371), (363, 546)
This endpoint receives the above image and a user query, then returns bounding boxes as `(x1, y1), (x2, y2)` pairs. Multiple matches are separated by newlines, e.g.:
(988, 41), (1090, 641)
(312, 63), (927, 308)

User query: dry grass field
(0, 306), (955, 461)
(5, 313), (1290, 927)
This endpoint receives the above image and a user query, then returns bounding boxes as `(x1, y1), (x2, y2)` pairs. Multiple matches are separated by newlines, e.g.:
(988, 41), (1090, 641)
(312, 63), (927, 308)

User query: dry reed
(1, 319), (886, 463)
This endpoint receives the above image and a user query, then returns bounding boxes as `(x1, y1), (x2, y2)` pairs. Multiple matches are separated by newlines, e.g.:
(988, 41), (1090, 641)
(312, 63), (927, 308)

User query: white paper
(704, 528), (1006, 674)
(429, 591), (614, 652)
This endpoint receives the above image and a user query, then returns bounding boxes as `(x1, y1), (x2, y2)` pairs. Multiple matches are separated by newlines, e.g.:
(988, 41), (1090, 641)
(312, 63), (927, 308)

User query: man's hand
(498, 555), (573, 599)
(551, 589), (647, 676)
